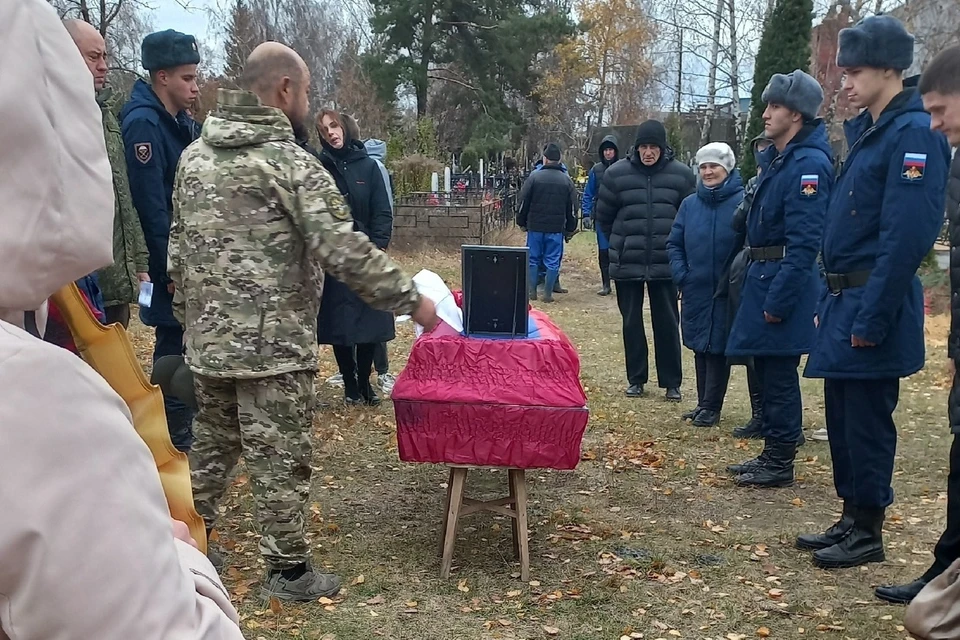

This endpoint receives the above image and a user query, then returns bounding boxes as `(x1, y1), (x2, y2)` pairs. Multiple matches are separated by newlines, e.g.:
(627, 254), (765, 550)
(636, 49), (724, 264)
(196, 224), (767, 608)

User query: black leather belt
(747, 245), (786, 261)
(826, 269), (872, 294)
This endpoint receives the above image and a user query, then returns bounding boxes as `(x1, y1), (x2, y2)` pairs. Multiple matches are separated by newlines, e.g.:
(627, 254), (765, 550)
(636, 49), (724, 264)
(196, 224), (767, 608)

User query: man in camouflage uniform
(169, 42), (437, 602)
(65, 19), (149, 326)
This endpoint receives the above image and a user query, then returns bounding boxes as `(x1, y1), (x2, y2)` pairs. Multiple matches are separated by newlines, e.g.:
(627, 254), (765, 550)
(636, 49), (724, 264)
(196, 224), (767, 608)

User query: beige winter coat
(0, 1), (244, 637)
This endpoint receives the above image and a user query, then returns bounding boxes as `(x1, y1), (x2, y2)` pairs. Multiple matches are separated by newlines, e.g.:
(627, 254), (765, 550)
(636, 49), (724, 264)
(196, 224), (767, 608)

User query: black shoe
(626, 384), (644, 397)
(553, 279), (568, 294)
(692, 409), (720, 427)
(665, 388), (682, 402)
(343, 373), (362, 405)
(796, 503), (855, 551)
(597, 285), (612, 296)
(359, 378), (382, 406)
(812, 507), (885, 569)
(542, 290), (555, 303)
(682, 405), (703, 421)
(529, 287), (538, 301)
(875, 577), (931, 604)
(734, 440), (795, 488)
(732, 415), (764, 439)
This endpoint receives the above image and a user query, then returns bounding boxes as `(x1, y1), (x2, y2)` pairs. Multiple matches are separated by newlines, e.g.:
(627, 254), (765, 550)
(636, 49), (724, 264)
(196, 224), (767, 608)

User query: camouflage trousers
(189, 370), (315, 570)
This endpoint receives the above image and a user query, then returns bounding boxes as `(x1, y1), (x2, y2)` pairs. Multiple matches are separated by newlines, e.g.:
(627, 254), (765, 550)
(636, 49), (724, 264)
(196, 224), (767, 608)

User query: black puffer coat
(516, 163), (578, 233)
(316, 139), (396, 346)
(947, 153), (960, 434)
(595, 149), (696, 281)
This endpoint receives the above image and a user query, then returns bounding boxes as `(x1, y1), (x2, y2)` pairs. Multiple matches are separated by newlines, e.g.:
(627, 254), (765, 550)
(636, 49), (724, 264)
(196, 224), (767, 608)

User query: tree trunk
(596, 50), (609, 128)
(727, 0), (743, 151)
(699, 0), (723, 147)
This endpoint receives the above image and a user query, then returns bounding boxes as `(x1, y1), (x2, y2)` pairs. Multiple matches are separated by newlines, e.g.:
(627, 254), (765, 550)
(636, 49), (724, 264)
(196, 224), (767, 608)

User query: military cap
(141, 29), (201, 72)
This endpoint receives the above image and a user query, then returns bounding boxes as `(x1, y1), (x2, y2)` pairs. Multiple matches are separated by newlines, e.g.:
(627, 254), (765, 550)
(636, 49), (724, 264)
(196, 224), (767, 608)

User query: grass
(130, 230), (954, 640)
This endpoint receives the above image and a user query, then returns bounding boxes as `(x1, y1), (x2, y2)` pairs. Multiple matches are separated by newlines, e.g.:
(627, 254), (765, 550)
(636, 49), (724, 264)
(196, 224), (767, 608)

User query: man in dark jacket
(121, 29), (201, 451)
(725, 70), (833, 488)
(874, 45), (960, 603)
(517, 143), (578, 303)
(595, 120), (696, 401)
(65, 20), (150, 328)
(799, 18), (951, 572)
(582, 135), (619, 295)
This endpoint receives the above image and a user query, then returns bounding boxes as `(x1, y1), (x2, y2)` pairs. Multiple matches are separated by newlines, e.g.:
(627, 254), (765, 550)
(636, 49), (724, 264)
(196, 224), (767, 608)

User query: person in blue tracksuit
(667, 142), (743, 427)
(517, 143), (579, 303)
(798, 16), (951, 571)
(725, 69), (833, 488)
(582, 135), (619, 296)
(121, 29), (201, 451)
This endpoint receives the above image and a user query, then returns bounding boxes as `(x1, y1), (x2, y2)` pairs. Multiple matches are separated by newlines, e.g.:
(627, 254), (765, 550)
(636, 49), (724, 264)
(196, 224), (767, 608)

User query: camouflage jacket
(169, 89), (421, 379)
(97, 88), (149, 306)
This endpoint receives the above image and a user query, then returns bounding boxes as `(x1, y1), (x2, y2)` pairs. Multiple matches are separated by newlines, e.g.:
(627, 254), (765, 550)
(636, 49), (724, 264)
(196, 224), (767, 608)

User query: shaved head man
(241, 42), (312, 141)
(174, 41), (435, 602)
(64, 19), (107, 90)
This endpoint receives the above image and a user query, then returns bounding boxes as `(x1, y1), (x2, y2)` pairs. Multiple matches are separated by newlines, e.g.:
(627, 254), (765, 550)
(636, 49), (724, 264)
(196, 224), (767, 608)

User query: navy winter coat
(315, 139), (396, 346)
(805, 90), (950, 379)
(120, 79), (199, 328)
(667, 171), (744, 354)
(726, 122), (834, 357)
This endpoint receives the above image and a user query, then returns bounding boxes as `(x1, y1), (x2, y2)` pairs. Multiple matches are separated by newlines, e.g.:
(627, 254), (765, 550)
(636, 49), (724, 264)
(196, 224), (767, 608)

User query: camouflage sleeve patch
(282, 147), (421, 316)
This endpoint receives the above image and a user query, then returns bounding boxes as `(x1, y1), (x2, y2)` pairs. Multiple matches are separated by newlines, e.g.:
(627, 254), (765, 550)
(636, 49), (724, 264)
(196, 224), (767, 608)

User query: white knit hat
(696, 142), (736, 173)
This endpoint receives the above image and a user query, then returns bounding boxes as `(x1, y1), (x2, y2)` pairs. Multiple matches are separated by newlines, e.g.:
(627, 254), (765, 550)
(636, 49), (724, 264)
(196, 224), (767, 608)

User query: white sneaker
(325, 373), (344, 387)
(811, 428), (829, 442)
(378, 372), (396, 394)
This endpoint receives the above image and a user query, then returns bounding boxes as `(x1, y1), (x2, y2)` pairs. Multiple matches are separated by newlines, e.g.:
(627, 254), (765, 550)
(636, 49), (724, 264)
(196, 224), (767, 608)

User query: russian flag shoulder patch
(800, 174), (819, 197)
(902, 152), (927, 181)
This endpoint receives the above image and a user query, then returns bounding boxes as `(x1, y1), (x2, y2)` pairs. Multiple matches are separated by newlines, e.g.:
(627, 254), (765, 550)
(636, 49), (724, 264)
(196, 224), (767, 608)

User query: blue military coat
(667, 171), (744, 354)
(805, 89), (950, 379)
(726, 122), (834, 357)
(120, 79), (199, 328)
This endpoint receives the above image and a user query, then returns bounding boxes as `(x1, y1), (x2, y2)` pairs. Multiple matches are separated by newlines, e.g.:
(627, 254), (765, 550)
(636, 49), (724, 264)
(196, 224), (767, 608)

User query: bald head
(64, 19), (107, 90)
(241, 42), (307, 95)
(240, 42), (311, 139)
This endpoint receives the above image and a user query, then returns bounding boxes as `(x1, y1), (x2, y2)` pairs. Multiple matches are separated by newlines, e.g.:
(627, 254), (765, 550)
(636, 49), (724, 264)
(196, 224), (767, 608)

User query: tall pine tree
(223, 0), (257, 82)
(740, 0), (814, 178)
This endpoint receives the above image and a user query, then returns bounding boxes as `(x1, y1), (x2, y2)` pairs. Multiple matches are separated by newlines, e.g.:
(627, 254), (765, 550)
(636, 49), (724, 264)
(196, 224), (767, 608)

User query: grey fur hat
(761, 69), (824, 121)
(837, 15), (914, 71)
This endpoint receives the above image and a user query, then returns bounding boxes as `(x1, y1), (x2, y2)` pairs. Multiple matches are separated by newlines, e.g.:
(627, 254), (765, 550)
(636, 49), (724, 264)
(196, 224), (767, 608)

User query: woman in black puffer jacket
(315, 109), (394, 405)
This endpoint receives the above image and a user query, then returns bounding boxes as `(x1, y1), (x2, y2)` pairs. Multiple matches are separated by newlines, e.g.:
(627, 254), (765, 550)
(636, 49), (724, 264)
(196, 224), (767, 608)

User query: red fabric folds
(393, 302), (589, 470)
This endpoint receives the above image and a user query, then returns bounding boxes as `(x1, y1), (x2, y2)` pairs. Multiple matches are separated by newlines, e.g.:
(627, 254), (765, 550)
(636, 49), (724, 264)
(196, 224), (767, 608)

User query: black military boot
(812, 507), (885, 569)
(875, 577), (931, 604)
(734, 440), (795, 488)
(733, 393), (764, 439)
(796, 502), (855, 551)
(727, 442), (771, 475)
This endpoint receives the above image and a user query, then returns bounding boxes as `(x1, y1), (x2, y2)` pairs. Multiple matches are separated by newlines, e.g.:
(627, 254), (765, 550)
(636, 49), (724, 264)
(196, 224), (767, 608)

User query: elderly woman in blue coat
(667, 143), (744, 427)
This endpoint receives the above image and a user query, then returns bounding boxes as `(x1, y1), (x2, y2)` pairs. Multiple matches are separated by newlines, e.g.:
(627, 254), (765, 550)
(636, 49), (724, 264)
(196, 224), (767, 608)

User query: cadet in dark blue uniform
(121, 30), (201, 451)
(725, 70), (833, 488)
(800, 16), (951, 570)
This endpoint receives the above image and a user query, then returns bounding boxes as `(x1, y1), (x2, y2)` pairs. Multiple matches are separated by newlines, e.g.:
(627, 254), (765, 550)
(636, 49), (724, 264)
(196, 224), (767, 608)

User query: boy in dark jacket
(517, 143), (578, 303)
(121, 29), (201, 452)
(582, 135), (620, 295)
(595, 120), (696, 401)
(800, 18), (951, 571)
